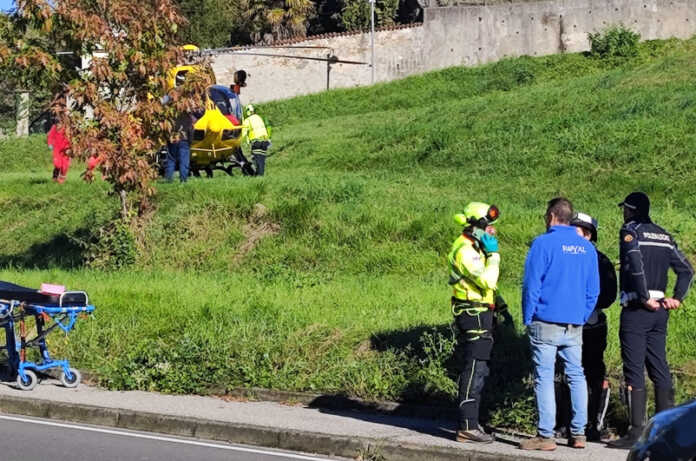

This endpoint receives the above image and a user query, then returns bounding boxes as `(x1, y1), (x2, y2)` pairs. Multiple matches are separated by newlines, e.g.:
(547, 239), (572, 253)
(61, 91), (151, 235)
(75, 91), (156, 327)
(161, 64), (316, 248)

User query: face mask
(471, 227), (486, 242)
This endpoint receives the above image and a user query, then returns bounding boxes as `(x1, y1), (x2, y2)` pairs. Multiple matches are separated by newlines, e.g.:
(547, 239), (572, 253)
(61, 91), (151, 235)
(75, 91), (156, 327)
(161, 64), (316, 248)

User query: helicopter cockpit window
(208, 86), (232, 116)
(175, 70), (189, 87)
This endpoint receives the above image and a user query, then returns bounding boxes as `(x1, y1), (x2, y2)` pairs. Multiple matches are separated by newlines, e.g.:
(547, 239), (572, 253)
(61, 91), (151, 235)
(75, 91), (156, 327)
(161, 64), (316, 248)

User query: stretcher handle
(59, 291), (89, 308)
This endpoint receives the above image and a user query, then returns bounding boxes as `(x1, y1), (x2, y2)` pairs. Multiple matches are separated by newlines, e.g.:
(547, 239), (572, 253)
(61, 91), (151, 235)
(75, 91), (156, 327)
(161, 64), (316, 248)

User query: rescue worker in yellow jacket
(241, 104), (271, 176)
(448, 202), (506, 444)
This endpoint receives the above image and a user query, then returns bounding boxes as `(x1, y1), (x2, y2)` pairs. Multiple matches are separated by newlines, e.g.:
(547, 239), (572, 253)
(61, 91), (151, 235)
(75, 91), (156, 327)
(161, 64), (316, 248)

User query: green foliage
(77, 215), (137, 270)
(177, 0), (239, 48)
(589, 25), (641, 59)
(233, 0), (316, 44)
(341, 0), (399, 32)
(0, 12), (70, 131)
(2, 37), (696, 434)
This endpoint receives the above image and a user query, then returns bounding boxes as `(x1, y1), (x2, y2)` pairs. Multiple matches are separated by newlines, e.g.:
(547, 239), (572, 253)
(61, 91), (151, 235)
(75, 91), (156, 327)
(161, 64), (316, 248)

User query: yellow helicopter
(162, 44), (253, 177)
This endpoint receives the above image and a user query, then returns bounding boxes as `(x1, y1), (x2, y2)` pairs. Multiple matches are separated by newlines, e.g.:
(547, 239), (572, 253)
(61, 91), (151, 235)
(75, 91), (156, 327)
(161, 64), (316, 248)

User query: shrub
(76, 215), (137, 270)
(485, 57), (537, 91)
(589, 25), (641, 58)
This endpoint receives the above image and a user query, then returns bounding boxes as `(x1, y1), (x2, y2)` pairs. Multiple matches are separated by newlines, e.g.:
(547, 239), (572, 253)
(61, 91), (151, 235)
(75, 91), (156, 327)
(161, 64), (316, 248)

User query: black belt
(533, 320), (582, 329)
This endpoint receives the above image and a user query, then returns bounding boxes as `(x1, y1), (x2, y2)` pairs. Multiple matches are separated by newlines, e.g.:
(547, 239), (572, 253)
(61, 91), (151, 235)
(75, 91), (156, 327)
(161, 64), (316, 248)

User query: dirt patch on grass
(232, 203), (280, 264)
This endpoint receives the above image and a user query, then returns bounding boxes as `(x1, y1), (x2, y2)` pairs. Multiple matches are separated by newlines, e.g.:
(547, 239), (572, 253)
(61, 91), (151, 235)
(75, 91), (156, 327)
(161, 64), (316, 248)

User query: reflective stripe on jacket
(242, 114), (269, 142)
(448, 233), (500, 304)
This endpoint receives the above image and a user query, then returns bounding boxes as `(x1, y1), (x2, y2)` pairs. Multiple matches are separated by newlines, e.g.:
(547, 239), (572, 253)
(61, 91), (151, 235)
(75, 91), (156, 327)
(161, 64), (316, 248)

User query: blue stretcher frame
(0, 295), (95, 388)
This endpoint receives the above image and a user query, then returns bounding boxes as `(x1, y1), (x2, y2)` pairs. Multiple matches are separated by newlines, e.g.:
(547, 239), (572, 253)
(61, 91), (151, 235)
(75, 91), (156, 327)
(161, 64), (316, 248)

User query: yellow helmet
(454, 202), (500, 228)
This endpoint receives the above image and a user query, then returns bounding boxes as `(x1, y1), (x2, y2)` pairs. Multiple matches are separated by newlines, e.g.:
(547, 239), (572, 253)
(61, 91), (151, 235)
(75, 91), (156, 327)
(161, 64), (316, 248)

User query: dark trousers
(453, 308), (494, 431)
(583, 315), (608, 431)
(251, 140), (270, 176)
(620, 307), (671, 390)
(165, 140), (190, 182)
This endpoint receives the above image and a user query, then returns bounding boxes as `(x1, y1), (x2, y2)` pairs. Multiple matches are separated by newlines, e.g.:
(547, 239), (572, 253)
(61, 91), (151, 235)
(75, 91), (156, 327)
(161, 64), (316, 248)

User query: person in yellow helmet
(241, 104), (271, 176)
(448, 202), (505, 444)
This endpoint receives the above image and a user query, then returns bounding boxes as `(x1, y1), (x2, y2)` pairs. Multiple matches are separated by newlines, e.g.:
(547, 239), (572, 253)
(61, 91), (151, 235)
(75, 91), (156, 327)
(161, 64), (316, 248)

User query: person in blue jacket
(519, 197), (600, 452)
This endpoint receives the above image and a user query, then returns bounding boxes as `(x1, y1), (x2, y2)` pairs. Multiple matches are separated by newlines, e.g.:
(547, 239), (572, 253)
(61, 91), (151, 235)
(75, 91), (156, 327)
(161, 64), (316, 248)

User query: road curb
(220, 387), (458, 420)
(0, 393), (546, 461)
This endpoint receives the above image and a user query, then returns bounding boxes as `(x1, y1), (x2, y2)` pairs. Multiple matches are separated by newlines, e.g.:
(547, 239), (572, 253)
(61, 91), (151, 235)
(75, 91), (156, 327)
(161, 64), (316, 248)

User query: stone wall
(212, 0), (696, 103)
(211, 25), (426, 103)
(423, 0), (696, 70)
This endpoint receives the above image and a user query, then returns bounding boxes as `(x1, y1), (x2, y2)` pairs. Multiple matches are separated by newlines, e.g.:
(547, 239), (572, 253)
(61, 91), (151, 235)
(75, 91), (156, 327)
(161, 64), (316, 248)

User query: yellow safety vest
(448, 233), (500, 304)
(242, 114), (269, 142)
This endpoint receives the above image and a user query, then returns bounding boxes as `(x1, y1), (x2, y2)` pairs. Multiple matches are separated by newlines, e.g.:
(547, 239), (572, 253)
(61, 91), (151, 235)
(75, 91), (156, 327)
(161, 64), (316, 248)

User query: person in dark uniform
(608, 192), (694, 449)
(571, 212), (617, 441)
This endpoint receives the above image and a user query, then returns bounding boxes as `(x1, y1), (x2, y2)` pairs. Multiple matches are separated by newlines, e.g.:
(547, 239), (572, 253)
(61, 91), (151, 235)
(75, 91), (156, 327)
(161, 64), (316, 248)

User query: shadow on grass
(0, 232), (86, 270)
(316, 320), (534, 440)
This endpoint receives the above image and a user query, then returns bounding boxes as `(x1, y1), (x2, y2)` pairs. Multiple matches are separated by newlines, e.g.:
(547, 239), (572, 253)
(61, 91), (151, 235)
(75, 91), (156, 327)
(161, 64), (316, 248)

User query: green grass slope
(2, 38), (696, 431)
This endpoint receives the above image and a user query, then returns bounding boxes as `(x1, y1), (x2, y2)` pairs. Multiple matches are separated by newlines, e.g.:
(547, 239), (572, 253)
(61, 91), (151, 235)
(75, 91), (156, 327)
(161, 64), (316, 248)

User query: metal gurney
(0, 281), (95, 390)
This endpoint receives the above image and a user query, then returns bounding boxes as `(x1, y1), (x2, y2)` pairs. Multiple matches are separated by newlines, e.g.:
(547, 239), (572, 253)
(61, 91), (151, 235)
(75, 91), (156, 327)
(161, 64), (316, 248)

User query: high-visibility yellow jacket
(242, 114), (269, 143)
(448, 233), (500, 304)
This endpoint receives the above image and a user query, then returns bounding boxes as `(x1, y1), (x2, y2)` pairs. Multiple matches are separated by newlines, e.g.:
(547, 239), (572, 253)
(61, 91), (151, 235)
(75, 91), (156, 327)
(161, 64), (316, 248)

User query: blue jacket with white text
(522, 225), (600, 326)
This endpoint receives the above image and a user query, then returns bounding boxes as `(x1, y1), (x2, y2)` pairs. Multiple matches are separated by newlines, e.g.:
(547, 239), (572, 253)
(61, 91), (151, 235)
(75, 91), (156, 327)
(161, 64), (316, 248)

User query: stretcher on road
(0, 281), (95, 391)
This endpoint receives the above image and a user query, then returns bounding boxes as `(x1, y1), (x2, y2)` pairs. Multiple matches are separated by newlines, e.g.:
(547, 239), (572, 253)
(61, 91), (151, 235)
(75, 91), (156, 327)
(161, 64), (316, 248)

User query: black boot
(655, 387), (674, 414)
(608, 388), (646, 449)
(585, 378), (603, 441)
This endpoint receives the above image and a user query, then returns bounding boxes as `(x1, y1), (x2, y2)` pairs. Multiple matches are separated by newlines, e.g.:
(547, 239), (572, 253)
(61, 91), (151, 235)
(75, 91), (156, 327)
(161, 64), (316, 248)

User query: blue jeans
(528, 320), (587, 437)
(165, 140), (190, 182)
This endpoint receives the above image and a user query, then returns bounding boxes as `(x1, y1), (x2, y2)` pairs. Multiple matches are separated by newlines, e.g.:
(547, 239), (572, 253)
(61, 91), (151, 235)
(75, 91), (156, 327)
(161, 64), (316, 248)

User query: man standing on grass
(165, 111), (193, 183)
(554, 212), (617, 441)
(608, 192), (693, 449)
(520, 198), (599, 451)
(242, 104), (271, 176)
(448, 202), (504, 444)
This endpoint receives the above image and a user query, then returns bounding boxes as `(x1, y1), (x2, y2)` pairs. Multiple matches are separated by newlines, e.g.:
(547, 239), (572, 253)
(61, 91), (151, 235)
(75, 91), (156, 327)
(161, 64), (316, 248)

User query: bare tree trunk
(119, 189), (129, 221)
(16, 91), (29, 137)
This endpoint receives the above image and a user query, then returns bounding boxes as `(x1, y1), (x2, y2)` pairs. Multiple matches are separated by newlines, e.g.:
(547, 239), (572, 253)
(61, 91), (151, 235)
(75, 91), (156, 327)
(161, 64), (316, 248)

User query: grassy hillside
(2, 37), (696, 432)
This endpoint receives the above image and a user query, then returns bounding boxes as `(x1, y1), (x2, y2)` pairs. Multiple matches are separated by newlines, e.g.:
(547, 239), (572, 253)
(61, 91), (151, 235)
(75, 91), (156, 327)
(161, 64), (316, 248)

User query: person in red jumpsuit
(47, 123), (71, 183)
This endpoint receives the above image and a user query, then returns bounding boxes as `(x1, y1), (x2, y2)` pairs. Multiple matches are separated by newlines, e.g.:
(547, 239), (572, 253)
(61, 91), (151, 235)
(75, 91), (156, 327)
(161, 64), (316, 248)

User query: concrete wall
(212, 26), (426, 103)
(212, 0), (696, 103)
(424, 0), (696, 70)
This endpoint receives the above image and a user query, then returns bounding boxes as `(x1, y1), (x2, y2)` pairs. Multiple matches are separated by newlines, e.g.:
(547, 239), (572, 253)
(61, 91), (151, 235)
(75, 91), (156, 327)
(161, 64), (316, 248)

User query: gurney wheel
(60, 368), (81, 388)
(16, 370), (37, 391)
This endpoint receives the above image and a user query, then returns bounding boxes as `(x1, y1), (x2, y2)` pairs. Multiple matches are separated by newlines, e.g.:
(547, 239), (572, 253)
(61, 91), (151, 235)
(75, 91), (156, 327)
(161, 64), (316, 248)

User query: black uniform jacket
(619, 219), (694, 304)
(596, 250), (617, 310)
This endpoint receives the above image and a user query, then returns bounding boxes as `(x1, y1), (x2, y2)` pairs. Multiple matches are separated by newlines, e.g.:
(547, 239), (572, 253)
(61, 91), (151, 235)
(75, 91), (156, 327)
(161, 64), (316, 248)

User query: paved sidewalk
(0, 380), (628, 461)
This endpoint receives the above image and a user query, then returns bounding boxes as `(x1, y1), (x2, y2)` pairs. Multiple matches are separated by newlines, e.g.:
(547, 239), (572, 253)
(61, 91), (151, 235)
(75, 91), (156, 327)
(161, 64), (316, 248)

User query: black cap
(571, 212), (598, 242)
(618, 191), (650, 216)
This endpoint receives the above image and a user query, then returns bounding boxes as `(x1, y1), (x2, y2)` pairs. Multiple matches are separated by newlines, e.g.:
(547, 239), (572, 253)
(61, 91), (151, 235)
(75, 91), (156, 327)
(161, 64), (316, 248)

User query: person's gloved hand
(480, 233), (499, 253)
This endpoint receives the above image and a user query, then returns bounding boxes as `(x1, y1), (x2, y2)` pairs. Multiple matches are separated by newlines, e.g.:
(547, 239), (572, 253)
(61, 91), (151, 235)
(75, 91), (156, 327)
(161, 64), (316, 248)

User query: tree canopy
(1, 0), (211, 219)
(178, 0), (422, 48)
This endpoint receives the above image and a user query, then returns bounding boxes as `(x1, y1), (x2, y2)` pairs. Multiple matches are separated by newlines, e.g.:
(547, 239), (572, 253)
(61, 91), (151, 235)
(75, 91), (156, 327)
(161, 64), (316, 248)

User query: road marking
(0, 414), (336, 461)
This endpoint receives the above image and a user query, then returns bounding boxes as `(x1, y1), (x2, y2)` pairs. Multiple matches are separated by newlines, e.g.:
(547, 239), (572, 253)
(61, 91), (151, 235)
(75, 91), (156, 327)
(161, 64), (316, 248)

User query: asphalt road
(0, 413), (345, 461)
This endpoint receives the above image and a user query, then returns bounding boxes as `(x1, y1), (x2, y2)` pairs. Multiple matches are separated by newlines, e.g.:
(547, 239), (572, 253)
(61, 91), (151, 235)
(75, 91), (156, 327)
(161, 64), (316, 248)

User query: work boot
(456, 427), (494, 444)
(586, 426), (601, 442)
(655, 387), (674, 414)
(569, 434), (586, 449)
(519, 435), (557, 451)
(607, 388), (646, 449)
(607, 426), (643, 449)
